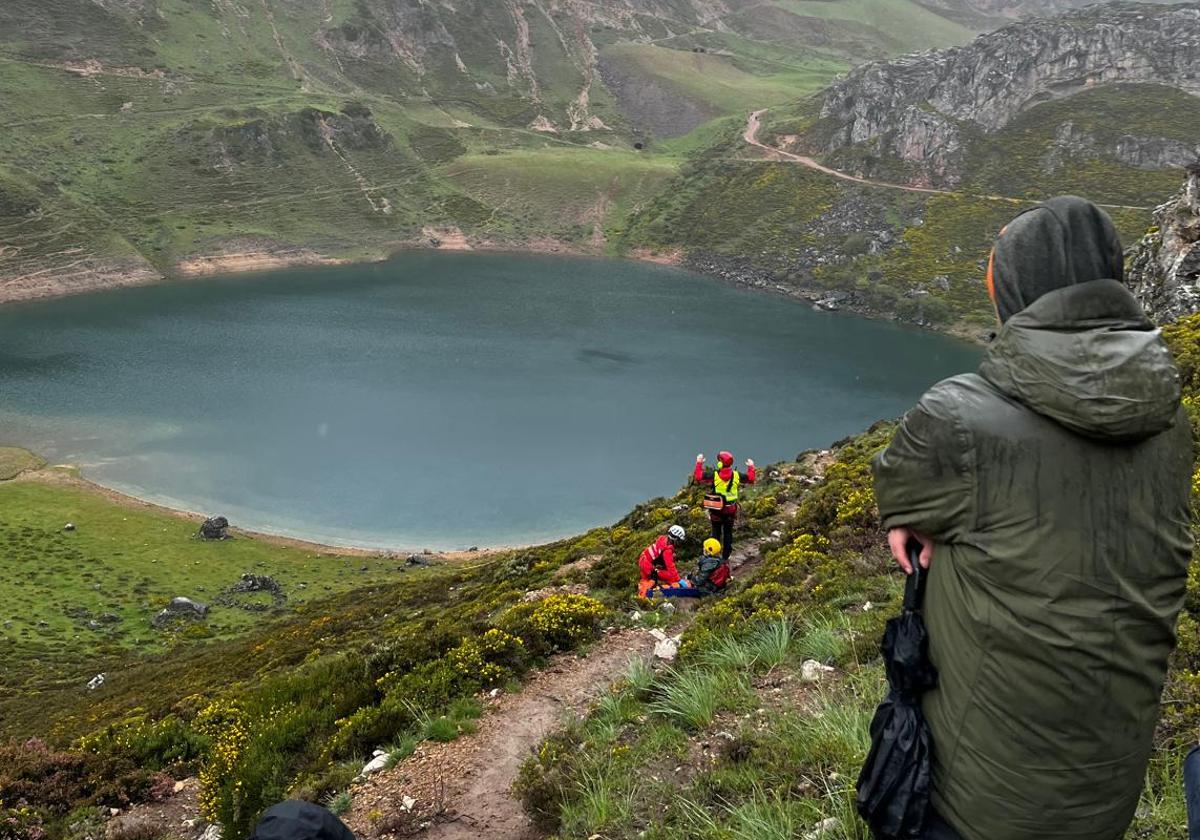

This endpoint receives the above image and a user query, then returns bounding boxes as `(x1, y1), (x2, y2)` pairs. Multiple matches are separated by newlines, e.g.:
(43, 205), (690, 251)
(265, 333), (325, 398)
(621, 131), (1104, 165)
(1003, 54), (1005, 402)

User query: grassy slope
(0, 456), (794, 839)
(518, 315), (1200, 840)
(772, 0), (976, 51)
(961, 84), (1200, 206)
(0, 478), (423, 694)
(0, 0), (990, 293)
(599, 43), (845, 114)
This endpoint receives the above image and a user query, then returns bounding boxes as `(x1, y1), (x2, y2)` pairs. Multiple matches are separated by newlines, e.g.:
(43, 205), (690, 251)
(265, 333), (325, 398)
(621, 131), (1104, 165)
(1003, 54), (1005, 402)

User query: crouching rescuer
(694, 451), (755, 561)
(638, 524), (685, 597)
(694, 537), (731, 595)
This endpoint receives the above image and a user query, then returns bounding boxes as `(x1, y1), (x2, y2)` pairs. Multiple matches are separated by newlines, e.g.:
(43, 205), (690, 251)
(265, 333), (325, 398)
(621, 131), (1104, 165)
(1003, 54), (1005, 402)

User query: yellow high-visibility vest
(713, 470), (740, 503)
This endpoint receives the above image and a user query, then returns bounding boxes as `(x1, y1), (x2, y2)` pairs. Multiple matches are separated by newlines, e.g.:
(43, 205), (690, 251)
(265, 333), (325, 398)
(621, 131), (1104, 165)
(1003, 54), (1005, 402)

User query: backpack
(709, 562), (731, 589)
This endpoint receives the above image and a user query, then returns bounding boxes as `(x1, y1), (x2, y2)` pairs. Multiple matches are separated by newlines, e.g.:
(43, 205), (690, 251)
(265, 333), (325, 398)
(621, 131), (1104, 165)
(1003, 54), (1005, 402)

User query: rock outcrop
(817, 3), (1200, 185)
(152, 597), (209, 628)
(1126, 165), (1200, 323)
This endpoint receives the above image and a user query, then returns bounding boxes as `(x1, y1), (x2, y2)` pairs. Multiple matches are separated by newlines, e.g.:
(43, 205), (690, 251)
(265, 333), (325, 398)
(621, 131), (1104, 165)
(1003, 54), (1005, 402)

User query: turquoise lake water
(0, 252), (982, 549)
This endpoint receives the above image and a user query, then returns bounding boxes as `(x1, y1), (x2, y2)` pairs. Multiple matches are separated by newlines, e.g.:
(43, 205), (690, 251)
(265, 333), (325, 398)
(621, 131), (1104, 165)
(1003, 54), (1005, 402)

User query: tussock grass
(649, 667), (752, 730)
(797, 614), (852, 665)
(383, 734), (419, 770)
(321, 789), (352, 817)
(559, 768), (638, 837)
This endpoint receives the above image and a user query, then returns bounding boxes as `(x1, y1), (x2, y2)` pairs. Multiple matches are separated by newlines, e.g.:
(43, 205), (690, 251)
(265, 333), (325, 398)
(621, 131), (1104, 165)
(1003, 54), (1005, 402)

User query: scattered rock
(357, 749), (390, 781)
(199, 823), (222, 840)
(800, 659), (836, 682)
(86, 673), (106, 690)
(650, 628), (682, 661)
(197, 517), (230, 540)
(152, 597), (209, 628)
(804, 816), (841, 839)
(406, 553), (431, 567)
(64, 522), (76, 531)
(400, 795), (417, 813)
(215, 574), (287, 611)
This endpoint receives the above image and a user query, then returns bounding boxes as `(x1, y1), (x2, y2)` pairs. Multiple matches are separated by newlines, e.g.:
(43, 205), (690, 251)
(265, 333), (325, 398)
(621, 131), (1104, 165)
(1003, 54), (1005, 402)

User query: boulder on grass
(198, 517), (230, 540)
(152, 597), (209, 628)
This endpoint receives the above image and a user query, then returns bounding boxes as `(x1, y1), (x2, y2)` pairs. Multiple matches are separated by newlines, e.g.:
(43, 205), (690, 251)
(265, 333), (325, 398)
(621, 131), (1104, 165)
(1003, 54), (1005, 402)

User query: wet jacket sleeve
(659, 544), (681, 583)
(743, 466), (756, 484)
(872, 381), (973, 541)
(693, 463), (713, 484)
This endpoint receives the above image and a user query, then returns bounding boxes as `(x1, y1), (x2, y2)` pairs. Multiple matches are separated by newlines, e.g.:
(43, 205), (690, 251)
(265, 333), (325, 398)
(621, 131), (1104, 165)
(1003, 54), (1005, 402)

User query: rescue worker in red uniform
(693, 451), (755, 561)
(638, 524), (685, 597)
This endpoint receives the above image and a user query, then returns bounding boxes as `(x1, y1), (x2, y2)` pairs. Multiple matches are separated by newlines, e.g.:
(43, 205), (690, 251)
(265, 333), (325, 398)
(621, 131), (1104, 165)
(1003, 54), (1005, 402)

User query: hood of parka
(979, 279), (1182, 442)
(988, 195), (1126, 323)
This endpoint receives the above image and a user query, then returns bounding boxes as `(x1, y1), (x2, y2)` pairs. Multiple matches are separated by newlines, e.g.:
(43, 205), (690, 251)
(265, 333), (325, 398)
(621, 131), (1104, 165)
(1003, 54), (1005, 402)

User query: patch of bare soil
(106, 778), (202, 840)
(345, 628), (657, 839)
(175, 248), (344, 276)
(0, 255), (162, 306)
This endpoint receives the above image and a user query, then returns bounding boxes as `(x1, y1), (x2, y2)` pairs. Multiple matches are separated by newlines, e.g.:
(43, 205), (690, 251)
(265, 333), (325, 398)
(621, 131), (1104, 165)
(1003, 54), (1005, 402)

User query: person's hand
(887, 526), (934, 574)
(696, 453), (705, 463)
(745, 458), (755, 468)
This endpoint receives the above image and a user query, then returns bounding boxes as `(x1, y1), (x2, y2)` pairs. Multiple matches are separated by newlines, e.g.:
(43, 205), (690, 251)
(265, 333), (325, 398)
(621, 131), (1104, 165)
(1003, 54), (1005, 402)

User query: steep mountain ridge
(811, 2), (1200, 185)
(1127, 164), (1200, 321)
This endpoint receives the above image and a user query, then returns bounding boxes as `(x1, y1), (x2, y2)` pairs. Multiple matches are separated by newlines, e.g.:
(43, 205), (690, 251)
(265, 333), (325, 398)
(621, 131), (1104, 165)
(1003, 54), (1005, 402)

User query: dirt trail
(742, 109), (1152, 212)
(345, 628), (658, 839)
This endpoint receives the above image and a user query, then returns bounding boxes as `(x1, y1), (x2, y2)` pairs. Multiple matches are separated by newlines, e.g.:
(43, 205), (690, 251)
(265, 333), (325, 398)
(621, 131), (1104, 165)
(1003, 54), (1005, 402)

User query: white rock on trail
(357, 749), (389, 780)
(86, 673), (106, 690)
(800, 660), (835, 682)
(803, 816), (841, 839)
(199, 824), (222, 840)
(650, 629), (682, 661)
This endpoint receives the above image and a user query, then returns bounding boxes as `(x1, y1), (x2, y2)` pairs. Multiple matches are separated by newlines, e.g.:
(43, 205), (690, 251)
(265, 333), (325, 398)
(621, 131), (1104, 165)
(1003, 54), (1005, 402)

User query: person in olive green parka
(872, 196), (1195, 840)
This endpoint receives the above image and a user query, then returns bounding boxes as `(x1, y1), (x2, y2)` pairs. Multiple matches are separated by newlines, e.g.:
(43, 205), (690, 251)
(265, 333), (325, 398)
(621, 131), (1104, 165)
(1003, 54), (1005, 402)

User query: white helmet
(667, 525), (686, 542)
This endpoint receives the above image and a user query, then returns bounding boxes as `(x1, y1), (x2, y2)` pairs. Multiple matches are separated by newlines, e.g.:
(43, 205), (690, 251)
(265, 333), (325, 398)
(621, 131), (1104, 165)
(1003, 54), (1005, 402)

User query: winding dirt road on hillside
(742, 109), (1152, 212)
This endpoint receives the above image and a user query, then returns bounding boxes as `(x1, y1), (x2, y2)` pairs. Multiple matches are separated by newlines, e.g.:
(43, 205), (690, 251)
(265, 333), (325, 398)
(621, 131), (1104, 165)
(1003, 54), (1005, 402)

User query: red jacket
(693, 462), (756, 515)
(638, 535), (681, 584)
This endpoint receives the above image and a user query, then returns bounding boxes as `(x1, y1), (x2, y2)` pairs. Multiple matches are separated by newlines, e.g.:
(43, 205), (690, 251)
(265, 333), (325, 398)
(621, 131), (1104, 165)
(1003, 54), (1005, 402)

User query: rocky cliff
(815, 3), (1200, 185)
(1127, 164), (1200, 321)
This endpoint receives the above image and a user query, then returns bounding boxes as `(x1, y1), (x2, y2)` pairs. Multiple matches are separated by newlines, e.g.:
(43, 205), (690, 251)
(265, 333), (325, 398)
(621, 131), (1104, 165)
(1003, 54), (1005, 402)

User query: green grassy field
(600, 43), (846, 114)
(0, 474), (439, 720)
(773, 0), (978, 52)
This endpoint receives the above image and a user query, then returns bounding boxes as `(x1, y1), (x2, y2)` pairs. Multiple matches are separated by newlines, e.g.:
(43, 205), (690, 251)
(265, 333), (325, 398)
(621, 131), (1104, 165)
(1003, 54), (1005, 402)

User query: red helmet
(718, 451), (734, 467)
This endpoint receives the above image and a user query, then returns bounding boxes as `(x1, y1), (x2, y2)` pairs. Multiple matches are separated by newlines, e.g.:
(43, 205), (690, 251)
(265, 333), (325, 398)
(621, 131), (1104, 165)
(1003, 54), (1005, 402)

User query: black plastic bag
(856, 541), (939, 839)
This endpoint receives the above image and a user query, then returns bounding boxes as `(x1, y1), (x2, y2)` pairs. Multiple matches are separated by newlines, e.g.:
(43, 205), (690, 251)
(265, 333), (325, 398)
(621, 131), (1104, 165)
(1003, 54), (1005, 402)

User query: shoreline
(9, 464), (514, 560)
(0, 235), (988, 343)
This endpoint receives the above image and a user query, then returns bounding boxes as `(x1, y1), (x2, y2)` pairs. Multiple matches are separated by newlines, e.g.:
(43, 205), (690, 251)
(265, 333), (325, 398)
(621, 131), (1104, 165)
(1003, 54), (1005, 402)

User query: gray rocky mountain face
(817, 3), (1200, 185)
(1127, 166), (1200, 322)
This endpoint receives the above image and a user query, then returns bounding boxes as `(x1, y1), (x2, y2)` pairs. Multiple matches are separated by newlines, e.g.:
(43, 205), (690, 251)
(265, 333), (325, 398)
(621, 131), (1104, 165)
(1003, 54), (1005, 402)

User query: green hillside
(516, 314), (1200, 840)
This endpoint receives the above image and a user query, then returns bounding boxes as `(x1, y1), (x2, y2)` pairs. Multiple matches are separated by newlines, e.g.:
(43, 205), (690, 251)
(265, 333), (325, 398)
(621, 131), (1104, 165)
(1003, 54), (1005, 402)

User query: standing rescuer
(871, 196), (1194, 840)
(694, 451), (755, 561)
